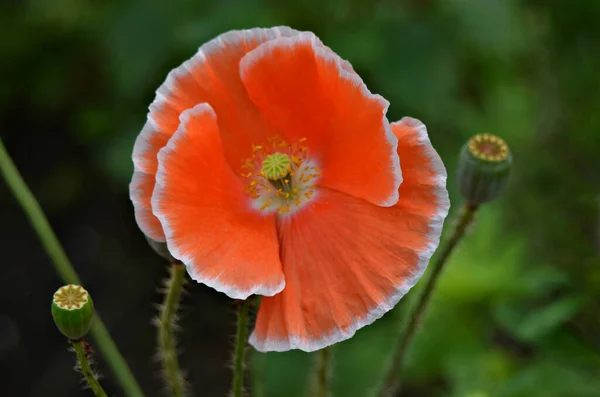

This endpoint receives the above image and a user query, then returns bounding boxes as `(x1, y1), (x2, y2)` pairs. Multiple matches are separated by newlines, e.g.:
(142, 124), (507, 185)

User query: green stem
(157, 262), (187, 397)
(251, 297), (266, 397)
(251, 349), (267, 397)
(377, 203), (479, 397)
(314, 347), (332, 397)
(71, 339), (109, 397)
(232, 299), (250, 397)
(0, 138), (144, 397)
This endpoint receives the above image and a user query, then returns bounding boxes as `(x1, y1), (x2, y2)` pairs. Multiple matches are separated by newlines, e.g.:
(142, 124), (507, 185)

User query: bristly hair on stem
(71, 339), (109, 397)
(250, 296), (267, 397)
(156, 262), (188, 397)
(375, 203), (479, 397)
(231, 299), (250, 397)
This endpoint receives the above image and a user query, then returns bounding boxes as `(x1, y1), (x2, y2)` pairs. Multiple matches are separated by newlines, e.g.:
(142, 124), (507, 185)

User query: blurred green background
(1, 0), (600, 396)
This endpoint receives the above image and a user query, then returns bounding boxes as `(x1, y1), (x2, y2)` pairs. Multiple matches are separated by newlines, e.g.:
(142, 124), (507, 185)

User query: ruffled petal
(240, 32), (401, 208)
(130, 26), (301, 240)
(152, 103), (285, 299)
(250, 118), (449, 352)
(130, 170), (165, 241)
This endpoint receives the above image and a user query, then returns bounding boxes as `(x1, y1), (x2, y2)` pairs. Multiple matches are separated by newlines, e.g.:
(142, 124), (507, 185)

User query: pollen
(242, 136), (320, 215)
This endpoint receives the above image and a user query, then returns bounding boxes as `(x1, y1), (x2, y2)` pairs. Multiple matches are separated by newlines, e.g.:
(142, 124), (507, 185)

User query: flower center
(468, 133), (509, 162)
(262, 152), (292, 181)
(242, 137), (320, 214)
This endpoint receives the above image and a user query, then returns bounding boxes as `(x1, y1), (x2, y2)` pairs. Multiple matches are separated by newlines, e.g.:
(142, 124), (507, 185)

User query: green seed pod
(145, 235), (176, 262)
(457, 133), (512, 205)
(51, 284), (94, 340)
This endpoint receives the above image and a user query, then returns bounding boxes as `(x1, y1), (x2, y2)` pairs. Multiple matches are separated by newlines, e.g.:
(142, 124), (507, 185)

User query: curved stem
(377, 203), (479, 397)
(157, 262), (187, 397)
(314, 347), (332, 397)
(0, 138), (144, 397)
(71, 339), (109, 397)
(232, 299), (250, 397)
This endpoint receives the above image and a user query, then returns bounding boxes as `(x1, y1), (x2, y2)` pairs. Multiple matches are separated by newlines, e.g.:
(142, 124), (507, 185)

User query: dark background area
(1, 0), (600, 396)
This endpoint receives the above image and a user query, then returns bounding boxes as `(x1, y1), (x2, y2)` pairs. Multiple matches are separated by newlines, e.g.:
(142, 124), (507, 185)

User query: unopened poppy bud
(51, 284), (94, 340)
(145, 235), (177, 262)
(457, 133), (512, 205)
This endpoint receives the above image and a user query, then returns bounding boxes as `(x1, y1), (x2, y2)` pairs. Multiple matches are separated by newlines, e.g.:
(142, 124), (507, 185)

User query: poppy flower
(130, 27), (450, 352)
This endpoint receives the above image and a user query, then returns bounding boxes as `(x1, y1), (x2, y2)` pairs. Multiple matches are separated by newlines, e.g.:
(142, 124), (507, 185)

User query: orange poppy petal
(240, 33), (401, 208)
(152, 103), (284, 299)
(250, 118), (449, 352)
(130, 170), (165, 241)
(130, 26), (302, 241)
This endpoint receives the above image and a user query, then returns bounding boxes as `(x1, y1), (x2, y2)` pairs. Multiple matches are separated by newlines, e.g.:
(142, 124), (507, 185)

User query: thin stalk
(0, 138), (144, 397)
(232, 299), (250, 397)
(71, 339), (109, 397)
(314, 347), (332, 397)
(377, 203), (479, 397)
(157, 262), (187, 397)
(251, 297), (266, 397)
(251, 350), (267, 397)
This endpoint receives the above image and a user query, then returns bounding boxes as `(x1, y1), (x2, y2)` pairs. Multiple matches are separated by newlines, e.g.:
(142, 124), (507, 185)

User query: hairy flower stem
(157, 262), (187, 397)
(71, 339), (108, 397)
(232, 299), (250, 397)
(377, 203), (479, 397)
(251, 297), (266, 397)
(0, 138), (144, 397)
(314, 347), (332, 397)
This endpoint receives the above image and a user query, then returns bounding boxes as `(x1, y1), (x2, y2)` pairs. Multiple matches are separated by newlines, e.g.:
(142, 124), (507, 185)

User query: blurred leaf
(494, 296), (585, 343)
(261, 350), (312, 397)
(496, 360), (600, 397)
(440, 0), (529, 58)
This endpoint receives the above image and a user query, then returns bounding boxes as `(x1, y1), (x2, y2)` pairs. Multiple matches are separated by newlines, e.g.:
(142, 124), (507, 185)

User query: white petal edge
(239, 32), (402, 208)
(249, 117), (450, 352)
(130, 26), (303, 240)
(151, 103), (286, 300)
(129, 170), (165, 242)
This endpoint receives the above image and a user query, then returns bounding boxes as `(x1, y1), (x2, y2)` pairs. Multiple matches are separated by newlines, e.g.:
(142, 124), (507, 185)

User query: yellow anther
(242, 136), (320, 214)
(260, 199), (273, 211)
